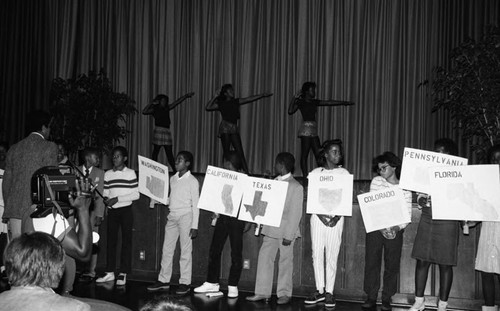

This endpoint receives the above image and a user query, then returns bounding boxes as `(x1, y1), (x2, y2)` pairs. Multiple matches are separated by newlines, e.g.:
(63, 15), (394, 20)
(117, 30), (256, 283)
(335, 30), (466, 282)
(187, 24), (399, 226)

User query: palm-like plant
(50, 68), (136, 159)
(432, 26), (500, 159)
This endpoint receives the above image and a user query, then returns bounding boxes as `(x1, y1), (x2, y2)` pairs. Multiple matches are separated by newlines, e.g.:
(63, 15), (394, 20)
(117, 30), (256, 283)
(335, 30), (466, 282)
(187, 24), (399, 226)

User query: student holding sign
(194, 151), (247, 298)
(147, 151), (199, 295)
(410, 138), (460, 311)
(246, 152), (303, 305)
(361, 152), (412, 311)
(206, 84), (272, 174)
(304, 139), (348, 308)
(475, 145), (500, 311)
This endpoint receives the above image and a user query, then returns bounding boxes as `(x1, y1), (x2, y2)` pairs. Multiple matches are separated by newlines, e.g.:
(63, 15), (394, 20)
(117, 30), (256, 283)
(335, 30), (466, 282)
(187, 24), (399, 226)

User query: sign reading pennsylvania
(399, 147), (467, 194)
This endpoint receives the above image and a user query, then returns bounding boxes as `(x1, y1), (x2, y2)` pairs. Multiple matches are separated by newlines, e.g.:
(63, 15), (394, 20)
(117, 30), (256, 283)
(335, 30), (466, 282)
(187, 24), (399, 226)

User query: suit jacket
(0, 286), (90, 311)
(79, 165), (105, 218)
(262, 175), (304, 241)
(2, 133), (57, 220)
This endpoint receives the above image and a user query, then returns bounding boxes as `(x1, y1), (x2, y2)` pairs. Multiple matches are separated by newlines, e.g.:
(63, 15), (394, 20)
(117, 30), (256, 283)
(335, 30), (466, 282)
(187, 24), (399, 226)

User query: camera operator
(32, 176), (93, 262)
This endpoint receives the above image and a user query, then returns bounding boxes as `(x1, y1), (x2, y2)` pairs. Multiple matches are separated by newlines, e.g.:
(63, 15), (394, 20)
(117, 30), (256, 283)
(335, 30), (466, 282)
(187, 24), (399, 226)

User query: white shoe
(116, 273), (127, 286)
(95, 272), (115, 283)
(194, 282), (220, 293)
(482, 306), (499, 311)
(409, 297), (425, 311)
(228, 286), (238, 298)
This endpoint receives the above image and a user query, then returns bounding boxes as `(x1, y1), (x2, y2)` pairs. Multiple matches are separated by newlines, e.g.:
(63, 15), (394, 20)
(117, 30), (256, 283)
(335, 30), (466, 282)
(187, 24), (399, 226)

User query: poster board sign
(399, 147), (468, 194)
(357, 187), (411, 232)
(428, 165), (500, 221)
(237, 177), (288, 227)
(197, 165), (247, 217)
(306, 173), (353, 216)
(138, 155), (169, 204)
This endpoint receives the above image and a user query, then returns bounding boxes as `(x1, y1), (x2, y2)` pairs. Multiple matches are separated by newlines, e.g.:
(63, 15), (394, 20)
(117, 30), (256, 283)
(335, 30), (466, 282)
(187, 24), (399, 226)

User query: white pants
(158, 213), (193, 284)
(310, 214), (344, 293)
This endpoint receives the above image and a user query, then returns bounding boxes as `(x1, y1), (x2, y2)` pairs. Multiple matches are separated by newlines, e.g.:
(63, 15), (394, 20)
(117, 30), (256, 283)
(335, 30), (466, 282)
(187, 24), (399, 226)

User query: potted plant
(49, 68), (136, 163)
(432, 26), (500, 160)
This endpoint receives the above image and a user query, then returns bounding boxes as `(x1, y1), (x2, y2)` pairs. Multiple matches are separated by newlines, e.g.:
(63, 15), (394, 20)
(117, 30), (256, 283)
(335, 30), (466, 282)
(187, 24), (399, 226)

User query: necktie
(85, 168), (90, 178)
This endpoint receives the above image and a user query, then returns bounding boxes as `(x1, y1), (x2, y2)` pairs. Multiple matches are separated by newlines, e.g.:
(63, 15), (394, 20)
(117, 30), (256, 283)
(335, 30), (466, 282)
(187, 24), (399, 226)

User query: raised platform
(94, 173), (487, 311)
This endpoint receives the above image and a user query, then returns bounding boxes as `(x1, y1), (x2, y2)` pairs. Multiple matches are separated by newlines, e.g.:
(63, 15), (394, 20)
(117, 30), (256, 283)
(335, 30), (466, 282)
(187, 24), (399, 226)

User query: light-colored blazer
(262, 175), (304, 241)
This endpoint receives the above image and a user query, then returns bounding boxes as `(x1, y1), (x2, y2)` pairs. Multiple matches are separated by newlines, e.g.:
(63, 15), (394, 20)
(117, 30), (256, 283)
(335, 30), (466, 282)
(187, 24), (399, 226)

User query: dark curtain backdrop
(1, 0), (499, 178)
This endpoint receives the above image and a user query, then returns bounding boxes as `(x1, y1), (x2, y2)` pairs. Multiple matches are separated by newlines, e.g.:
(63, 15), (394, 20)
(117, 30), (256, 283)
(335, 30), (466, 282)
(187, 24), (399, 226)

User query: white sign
(428, 165), (500, 221)
(197, 165), (247, 217)
(237, 177), (288, 227)
(400, 147), (468, 194)
(138, 155), (169, 204)
(358, 187), (411, 232)
(307, 173), (353, 216)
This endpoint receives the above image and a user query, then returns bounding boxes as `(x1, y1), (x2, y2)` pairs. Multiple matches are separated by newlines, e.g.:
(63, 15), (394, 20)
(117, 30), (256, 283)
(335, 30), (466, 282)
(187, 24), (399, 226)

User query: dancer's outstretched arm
(169, 92), (195, 110)
(239, 93), (273, 105)
(317, 99), (354, 106)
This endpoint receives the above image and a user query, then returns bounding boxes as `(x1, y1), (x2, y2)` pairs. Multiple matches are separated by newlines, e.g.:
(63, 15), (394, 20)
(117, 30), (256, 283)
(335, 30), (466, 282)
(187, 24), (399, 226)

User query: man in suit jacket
(2, 110), (58, 237)
(246, 152), (304, 305)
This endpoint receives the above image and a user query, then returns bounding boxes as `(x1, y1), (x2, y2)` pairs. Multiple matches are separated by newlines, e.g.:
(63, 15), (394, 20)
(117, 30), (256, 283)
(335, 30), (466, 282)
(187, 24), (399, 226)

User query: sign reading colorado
(307, 173), (353, 216)
(399, 147), (467, 194)
(237, 177), (288, 227)
(358, 188), (411, 232)
(197, 165), (247, 217)
(138, 155), (169, 204)
(428, 165), (500, 221)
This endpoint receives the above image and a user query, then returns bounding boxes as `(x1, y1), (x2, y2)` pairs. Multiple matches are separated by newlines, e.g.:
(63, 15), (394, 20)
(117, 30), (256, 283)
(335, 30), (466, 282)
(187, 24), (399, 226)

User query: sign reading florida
(138, 155), (169, 204)
(237, 177), (288, 227)
(197, 165), (247, 217)
(399, 147), (468, 194)
(357, 187), (411, 233)
(428, 165), (500, 221)
(307, 173), (353, 216)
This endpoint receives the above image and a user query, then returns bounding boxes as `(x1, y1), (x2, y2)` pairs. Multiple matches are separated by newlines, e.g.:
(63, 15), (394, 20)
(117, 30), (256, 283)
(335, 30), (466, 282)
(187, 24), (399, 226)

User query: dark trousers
(106, 206), (133, 273)
(207, 215), (245, 286)
(364, 230), (403, 302)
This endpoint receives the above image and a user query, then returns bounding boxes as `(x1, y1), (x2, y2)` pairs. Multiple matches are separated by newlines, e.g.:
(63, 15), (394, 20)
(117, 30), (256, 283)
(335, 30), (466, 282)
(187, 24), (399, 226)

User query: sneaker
(194, 282), (220, 293)
(437, 300), (448, 311)
(304, 291), (325, 304)
(176, 284), (191, 295)
(147, 281), (170, 291)
(95, 272), (115, 283)
(325, 292), (336, 308)
(116, 273), (126, 286)
(409, 297), (425, 311)
(227, 286), (238, 298)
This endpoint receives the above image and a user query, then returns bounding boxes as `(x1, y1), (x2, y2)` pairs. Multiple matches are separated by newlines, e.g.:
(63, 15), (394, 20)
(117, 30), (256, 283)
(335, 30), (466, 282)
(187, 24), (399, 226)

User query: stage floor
(70, 279), (412, 311)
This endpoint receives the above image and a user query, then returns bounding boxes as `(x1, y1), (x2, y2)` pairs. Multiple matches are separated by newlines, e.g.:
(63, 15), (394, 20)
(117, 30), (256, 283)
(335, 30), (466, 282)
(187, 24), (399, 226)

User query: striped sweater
(103, 167), (139, 208)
